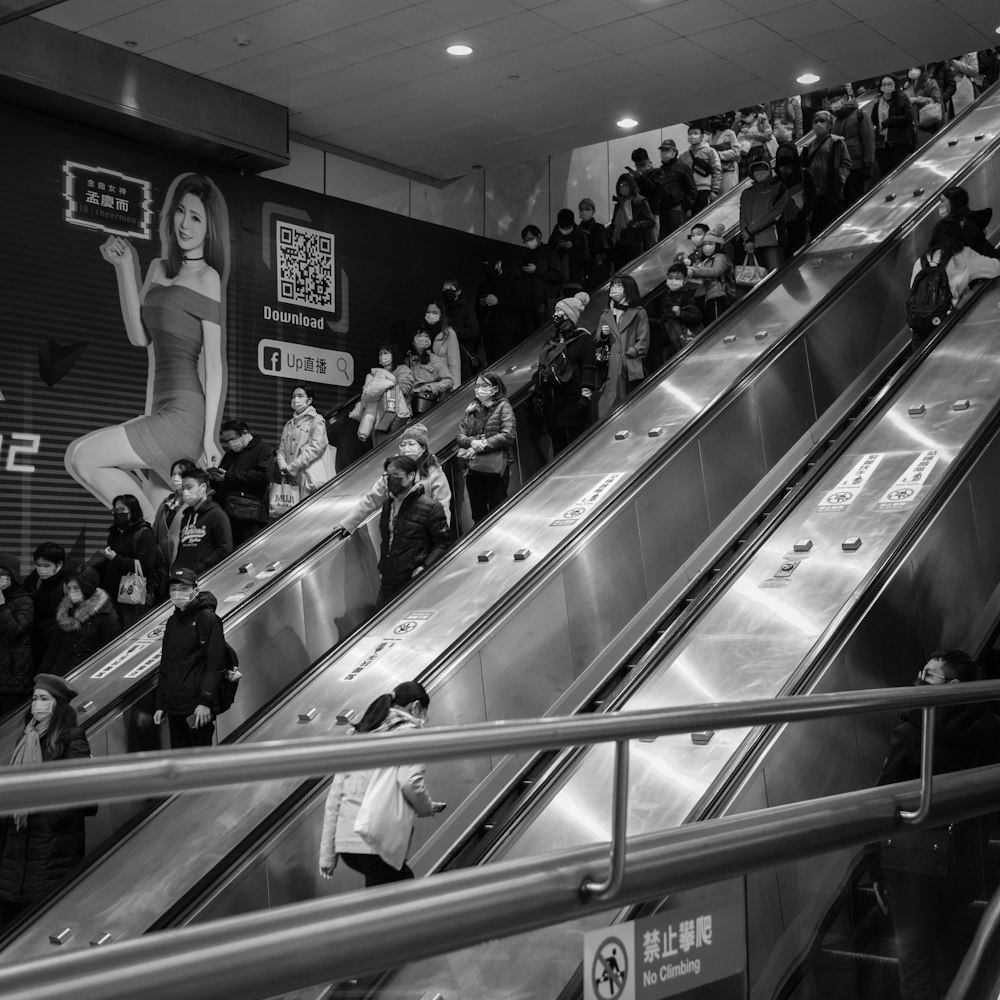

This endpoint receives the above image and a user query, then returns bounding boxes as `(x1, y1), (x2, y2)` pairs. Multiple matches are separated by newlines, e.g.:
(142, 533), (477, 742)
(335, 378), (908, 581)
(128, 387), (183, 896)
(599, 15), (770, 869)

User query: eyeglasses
(917, 664), (957, 684)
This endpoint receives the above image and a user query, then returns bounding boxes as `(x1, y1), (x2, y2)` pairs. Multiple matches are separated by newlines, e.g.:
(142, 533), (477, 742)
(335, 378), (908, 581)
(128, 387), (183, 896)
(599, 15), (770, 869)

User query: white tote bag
(117, 559), (147, 606)
(354, 766), (412, 870)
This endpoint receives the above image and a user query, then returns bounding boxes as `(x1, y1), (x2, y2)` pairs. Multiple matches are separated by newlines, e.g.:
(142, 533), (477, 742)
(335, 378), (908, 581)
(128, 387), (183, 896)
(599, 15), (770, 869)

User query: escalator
(323, 231), (1000, 1000)
(3, 89), (999, 961)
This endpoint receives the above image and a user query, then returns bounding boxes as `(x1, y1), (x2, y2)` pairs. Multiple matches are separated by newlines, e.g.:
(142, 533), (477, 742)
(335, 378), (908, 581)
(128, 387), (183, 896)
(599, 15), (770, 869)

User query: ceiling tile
(306, 25), (400, 62)
(474, 10), (568, 47)
(904, 26), (995, 62)
(630, 37), (717, 73)
(460, 50), (552, 83)
(865, 3), (965, 44)
(942, 0), (1000, 19)
(420, 0), (524, 28)
(580, 16), (678, 53)
(506, 71), (592, 102)
(202, 0), (300, 19)
(32, 0), (163, 31)
(616, 0), (693, 11)
(565, 56), (652, 89)
(824, 48), (915, 80)
(245, 1), (360, 43)
(364, 6), (463, 45)
(795, 22), (885, 58)
(144, 37), (243, 75)
(689, 19), (784, 56)
(536, 0), (638, 32)
(832, 0), (911, 14)
(757, 0), (856, 38)
(193, 18), (299, 57)
(647, 0), (745, 36)
(205, 43), (338, 90)
(81, 7), (188, 51)
(730, 40), (830, 75)
(281, 64), (389, 110)
(363, 48), (453, 82)
(520, 34), (614, 70)
(722, 0), (807, 15)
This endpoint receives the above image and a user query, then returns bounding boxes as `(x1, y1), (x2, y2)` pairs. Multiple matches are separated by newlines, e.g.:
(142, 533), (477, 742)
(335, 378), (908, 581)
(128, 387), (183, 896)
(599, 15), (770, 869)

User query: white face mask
(938, 201), (950, 218)
(398, 439), (423, 459)
(525, 238), (539, 250)
(703, 243), (718, 256)
(291, 394), (309, 412)
(666, 279), (684, 291)
(0, 574), (10, 591)
(31, 696), (54, 724)
(474, 385), (495, 403)
(170, 589), (196, 610)
(908, 69), (920, 80)
(609, 284), (624, 302)
(413, 334), (431, 353)
(424, 312), (440, 326)
(35, 563), (59, 580)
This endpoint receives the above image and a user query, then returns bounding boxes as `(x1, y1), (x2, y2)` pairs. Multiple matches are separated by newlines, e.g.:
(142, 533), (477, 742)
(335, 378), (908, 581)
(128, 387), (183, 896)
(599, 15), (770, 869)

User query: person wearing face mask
(774, 142), (817, 254)
(688, 224), (735, 324)
(609, 174), (656, 271)
(92, 493), (159, 630)
(828, 85), (876, 206)
(937, 185), (1000, 260)
(23, 543), (67, 670)
(353, 344), (414, 447)
(406, 330), (454, 413)
(548, 208), (590, 296)
(152, 459), (198, 570)
(39, 566), (120, 677)
(0, 553), (34, 718)
(927, 61), (958, 121)
(576, 199), (611, 290)
(765, 96), (803, 143)
(532, 292), (598, 457)
(871, 76), (916, 178)
(319, 680), (445, 887)
(740, 160), (789, 273)
(596, 275), (649, 421)
(0, 673), (91, 927)
(902, 67), (945, 146)
(171, 469), (233, 576)
(476, 258), (527, 361)
(152, 567), (224, 749)
(801, 111), (853, 234)
(275, 384), (337, 498)
(418, 301), (461, 389)
(656, 139), (697, 236)
(519, 224), (563, 333)
(441, 280), (484, 382)
(735, 107), (774, 178)
(865, 650), (1000, 1000)
(334, 424), (452, 539)
(374, 456), (451, 610)
(707, 116), (741, 196)
(675, 221), (710, 304)
(679, 126), (723, 211)
(457, 373), (516, 525)
(648, 265), (704, 362)
(210, 419), (273, 548)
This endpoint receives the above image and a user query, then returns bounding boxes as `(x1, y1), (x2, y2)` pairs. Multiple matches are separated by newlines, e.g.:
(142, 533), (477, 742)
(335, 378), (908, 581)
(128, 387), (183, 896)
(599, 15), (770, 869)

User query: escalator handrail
(3, 679), (1000, 814)
(2, 763), (998, 1000)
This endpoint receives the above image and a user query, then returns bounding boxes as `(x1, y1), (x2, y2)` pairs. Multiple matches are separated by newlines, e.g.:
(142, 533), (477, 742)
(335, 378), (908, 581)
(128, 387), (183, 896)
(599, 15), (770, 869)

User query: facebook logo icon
(258, 342), (282, 374)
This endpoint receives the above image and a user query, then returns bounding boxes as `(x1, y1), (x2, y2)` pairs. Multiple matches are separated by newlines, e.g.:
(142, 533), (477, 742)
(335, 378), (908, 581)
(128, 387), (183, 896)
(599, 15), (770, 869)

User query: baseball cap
(168, 567), (198, 587)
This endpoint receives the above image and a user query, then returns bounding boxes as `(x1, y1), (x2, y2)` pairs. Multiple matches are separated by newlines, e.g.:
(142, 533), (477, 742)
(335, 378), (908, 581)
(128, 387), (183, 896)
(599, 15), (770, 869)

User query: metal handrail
(1, 762), (997, 1000)
(2, 681), (996, 817)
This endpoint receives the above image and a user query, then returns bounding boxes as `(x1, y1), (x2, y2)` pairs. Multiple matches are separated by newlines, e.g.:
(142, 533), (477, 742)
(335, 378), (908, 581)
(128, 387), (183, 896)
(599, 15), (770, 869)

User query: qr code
(276, 220), (336, 313)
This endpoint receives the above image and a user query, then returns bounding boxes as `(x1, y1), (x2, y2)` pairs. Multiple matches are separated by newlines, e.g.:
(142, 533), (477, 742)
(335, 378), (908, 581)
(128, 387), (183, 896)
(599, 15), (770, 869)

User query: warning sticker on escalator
(550, 473), (625, 526)
(124, 650), (161, 680)
(90, 641), (153, 680)
(875, 449), (939, 511)
(818, 452), (883, 512)
(343, 639), (399, 681)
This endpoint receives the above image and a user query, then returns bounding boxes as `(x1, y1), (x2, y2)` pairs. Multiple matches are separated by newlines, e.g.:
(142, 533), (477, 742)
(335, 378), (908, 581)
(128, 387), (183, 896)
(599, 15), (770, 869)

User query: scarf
(611, 198), (633, 244)
(10, 719), (50, 829)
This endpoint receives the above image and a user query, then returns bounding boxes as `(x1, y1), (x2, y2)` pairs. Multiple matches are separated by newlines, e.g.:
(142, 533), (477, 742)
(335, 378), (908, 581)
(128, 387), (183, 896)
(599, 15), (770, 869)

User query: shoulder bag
(269, 477), (300, 518)
(354, 766), (413, 870)
(117, 559), (147, 606)
(734, 251), (768, 289)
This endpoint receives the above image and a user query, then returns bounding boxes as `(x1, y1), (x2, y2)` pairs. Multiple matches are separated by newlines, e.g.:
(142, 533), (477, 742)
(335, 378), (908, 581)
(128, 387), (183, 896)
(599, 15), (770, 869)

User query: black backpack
(906, 255), (952, 338)
(195, 612), (241, 713)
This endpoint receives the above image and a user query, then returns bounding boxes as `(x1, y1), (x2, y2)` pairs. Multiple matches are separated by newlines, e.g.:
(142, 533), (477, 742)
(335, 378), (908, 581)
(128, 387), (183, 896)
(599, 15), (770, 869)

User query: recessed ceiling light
(617, 117), (639, 129)
(123, 39), (138, 48)
(797, 72), (820, 85)
(447, 44), (473, 56)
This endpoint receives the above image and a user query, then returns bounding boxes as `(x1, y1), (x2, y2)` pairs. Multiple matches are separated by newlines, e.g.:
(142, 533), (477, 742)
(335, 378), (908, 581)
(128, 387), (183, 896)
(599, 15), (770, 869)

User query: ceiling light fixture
(447, 44), (473, 56)
(797, 72), (820, 85)
(617, 117), (638, 129)
(123, 39), (138, 48)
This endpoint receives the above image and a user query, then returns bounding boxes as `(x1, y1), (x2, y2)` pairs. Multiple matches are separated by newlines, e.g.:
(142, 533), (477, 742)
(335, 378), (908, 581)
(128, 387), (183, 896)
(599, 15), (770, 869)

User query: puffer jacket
(40, 590), (121, 677)
(688, 250), (734, 304)
(407, 350), (454, 399)
(155, 591), (225, 716)
(0, 555), (34, 698)
(318, 707), (435, 868)
(278, 405), (335, 496)
(456, 397), (516, 471)
(739, 171), (789, 248)
(339, 463), (453, 534)
(832, 100), (876, 173)
(377, 485), (450, 594)
(0, 725), (91, 905)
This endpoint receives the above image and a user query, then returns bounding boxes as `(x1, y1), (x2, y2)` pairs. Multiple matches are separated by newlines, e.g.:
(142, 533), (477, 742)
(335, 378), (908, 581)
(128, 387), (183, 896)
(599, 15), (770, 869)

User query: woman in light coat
(318, 681), (444, 887)
(275, 384), (336, 498)
(595, 274), (649, 421)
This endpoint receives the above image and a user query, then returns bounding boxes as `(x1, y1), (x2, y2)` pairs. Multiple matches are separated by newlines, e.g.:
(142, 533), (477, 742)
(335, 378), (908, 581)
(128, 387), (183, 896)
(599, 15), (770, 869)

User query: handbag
(918, 102), (942, 128)
(268, 478), (300, 518)
(354, 766), (412, 870)
(734, 251), (768, 289)
(225, 493), (263, 523)
(117, 560), (147, 606)
(881, 826), (953, 876)
(468, 449), (508, 476)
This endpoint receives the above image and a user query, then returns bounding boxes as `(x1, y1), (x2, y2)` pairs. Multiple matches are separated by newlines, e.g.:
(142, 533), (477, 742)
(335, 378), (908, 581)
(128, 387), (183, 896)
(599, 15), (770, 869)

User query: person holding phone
(152, 567), (224, 748)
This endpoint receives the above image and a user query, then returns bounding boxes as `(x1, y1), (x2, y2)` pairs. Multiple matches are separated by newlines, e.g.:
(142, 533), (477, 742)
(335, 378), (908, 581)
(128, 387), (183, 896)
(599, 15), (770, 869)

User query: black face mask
(113, 512), (130, 527)
(442, 289), (458, 302)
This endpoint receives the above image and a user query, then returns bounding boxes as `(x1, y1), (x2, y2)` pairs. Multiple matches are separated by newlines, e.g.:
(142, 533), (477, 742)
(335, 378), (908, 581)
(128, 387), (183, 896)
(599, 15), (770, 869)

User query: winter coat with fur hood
(40, 590), (121, 677)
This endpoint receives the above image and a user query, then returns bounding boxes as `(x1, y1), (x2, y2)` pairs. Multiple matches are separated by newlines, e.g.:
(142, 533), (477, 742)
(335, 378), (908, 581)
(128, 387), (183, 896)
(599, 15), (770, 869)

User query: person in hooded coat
(0, 673), (91, 927)
(22, 543), (68, 670)
(740, 159), (789, 273)
(0, 553), (36, 717)
(648, 263), (704, 362)
(775, 142), (817, 254)
(938, 185), (999, 260)
(519, 224), (563, 334)
(596, 275), (649, 421)
(171, 468), (234, 576)
(39, 566), (121, 677)
(93, 493), (158, 630)
(608, 173), (656, 271)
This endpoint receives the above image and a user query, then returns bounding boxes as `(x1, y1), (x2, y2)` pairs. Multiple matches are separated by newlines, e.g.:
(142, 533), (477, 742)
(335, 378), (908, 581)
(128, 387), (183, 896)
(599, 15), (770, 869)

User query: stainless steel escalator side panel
(6, 110), (1000, 961)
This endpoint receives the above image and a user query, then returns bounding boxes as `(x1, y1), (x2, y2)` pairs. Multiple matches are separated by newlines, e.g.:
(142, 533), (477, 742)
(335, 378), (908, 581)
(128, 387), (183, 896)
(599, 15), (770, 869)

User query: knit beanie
(556, 208), (575, 228)
(400, 422), (430, 453)
(578, 197), (596, 212)
(33, 673), (78, 703)
(554, 291), (591, 326)
(67, 564), (100, 599)
(0, 552), (21, 585)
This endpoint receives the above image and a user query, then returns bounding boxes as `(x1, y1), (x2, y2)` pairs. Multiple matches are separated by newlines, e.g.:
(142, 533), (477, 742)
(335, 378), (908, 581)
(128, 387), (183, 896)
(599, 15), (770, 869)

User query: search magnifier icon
(336, 357), (349, 376)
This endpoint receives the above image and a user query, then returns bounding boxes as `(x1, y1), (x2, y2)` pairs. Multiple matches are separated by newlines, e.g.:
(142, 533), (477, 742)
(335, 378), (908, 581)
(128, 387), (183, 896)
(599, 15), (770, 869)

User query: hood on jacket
(290, 404), (320, 426)
(377, 705), (426, 733)
(182, 498), (225, 524)
(900, 699), (999, 752)
(172, 589), (219, 618)
(0, 551), (22, 585)
(56, 589), (113, 631)
(832, 99), (860, 119)
(954, 206), (993, 231)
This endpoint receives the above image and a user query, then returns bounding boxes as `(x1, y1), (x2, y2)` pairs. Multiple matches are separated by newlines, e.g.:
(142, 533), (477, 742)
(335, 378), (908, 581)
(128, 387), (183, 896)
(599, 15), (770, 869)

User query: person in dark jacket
(740, 159), (789, 272)
(548, 209), (590, 296)
(0, 673), (91, 927)
(93, 493), (158, 631)
(172, 468), (233, 576)
(0, 553), (34, 717)
(802, 110), (852, 234)
(938, 185), (999, 260)
(828, 85), (876, 207)
(476, 258), (526, 361)
(928, 61), (958, 119)
(519, 224), (563, 334)
(648, 264), (704, 362)
(775, 142), (817, 254)
(657, 139), (698, 235)
(211, 420), (272, 548)
(39, 566), (120, 677)
(609, 173), (656, 271)
(376, 456), (450, 610)
(152, 458), (197, 571)
(23, 542), (67, 670)
(870, 650), (1000, 1000)
(577, 199), (611, 290)
(441, 279), (484, 382)
(871, 76), (916, 177)
(457, 373), (517, 526)
(532, 292), (598, 457)
(152, 567), (224, 749)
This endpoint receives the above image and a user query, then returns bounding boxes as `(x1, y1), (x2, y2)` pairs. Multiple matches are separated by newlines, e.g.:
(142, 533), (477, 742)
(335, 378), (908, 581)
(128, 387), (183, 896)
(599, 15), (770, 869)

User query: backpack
(195, 611), (241, 713)
(906, 255), (952, 338)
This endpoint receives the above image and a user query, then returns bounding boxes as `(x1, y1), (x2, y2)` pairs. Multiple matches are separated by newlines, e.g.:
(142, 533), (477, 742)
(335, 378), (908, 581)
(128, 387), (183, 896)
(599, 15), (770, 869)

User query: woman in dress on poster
(64, 173), (230, 522)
